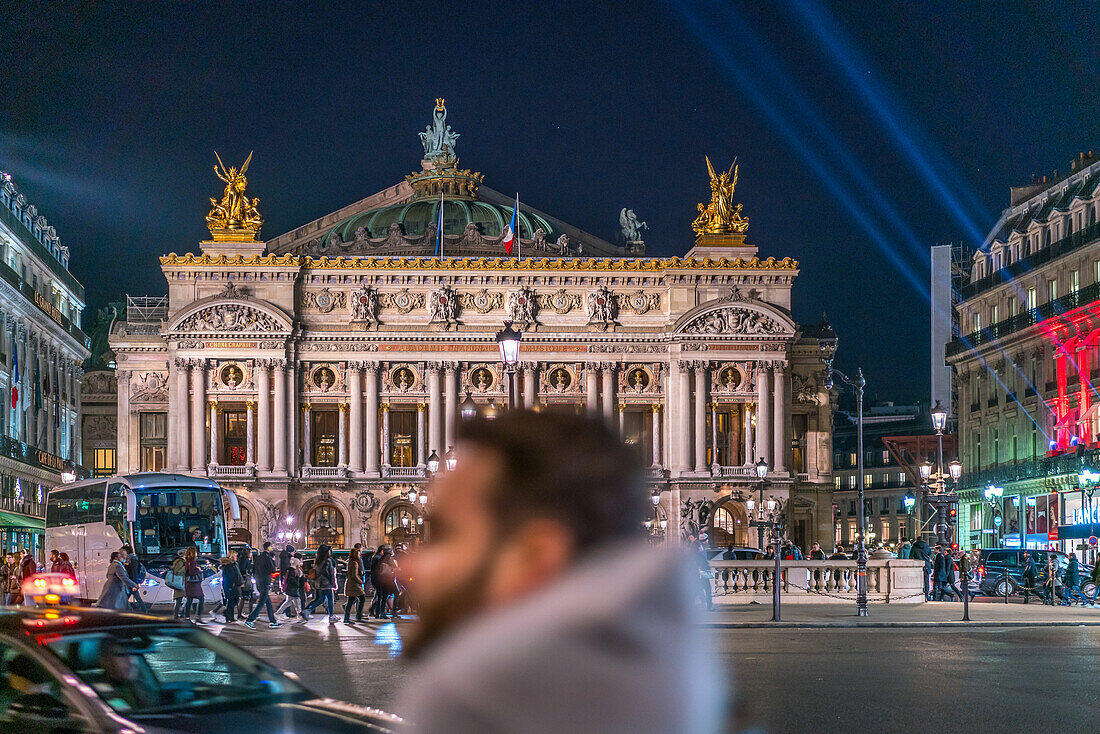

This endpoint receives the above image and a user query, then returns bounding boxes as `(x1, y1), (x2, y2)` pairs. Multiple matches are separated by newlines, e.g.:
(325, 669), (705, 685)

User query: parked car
(0, 606), (402, 732)
(976, 548), (1096, 598)
(707, 547), (765, 561)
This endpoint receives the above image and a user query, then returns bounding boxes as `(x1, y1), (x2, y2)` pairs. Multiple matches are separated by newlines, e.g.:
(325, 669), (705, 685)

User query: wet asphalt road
(216, 615), (1100, 732)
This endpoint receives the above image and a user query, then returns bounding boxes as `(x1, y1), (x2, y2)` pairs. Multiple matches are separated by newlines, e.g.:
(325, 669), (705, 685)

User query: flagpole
(439, 189), (445, 260)
(515, 192), (520, 259)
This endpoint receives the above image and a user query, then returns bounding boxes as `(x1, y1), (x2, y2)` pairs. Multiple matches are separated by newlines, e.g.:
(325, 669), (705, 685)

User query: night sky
(5, 1), (1098, 403)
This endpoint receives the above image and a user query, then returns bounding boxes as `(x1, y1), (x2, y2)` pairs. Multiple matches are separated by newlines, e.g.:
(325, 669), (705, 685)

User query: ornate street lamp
(821, 330), (870, 617)
(406, 487), (419, 504)
(426, 450), (441, 475)
(651, 488), (662, 506)
(496, 321), (522, 410)
(444, 446), (457, 471)
(459, 392), (478, 421)
(483, 400), (499, 421)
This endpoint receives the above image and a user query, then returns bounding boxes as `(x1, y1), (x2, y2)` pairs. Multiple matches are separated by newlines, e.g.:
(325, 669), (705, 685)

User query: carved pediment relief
(172, 300), (289, 334)
(679, 305), (792, 337)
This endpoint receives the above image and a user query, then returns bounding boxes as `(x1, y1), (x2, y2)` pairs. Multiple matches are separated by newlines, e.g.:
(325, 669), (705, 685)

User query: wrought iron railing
(958, 447), (1100, 490)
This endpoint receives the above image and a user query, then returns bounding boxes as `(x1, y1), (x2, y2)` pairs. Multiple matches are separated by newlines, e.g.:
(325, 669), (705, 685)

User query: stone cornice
(160, 253), (798, 272)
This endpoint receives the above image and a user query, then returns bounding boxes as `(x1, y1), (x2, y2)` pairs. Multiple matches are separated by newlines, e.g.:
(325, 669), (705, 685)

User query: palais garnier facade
(95, 100), (837, 551)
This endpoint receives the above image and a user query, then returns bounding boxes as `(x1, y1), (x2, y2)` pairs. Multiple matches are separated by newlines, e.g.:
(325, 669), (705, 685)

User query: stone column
(190, 363), (206, 472)
(427, 363), (442, 459)
(773, 365), (788, 473)
(651, 404), (662, 468)
(301, 404), (312, 467)
(256, 361), (271, 472)
(675, 360), (692, 474)
(585, 363), (599, 413)
(380, 402), (391, 470)
(755, 364), (772, 467)
(338, 403), (348, 467)
(45, 352), (55, 455)
(416, 402), (426, 467)
(273, 360), (287, 472)
(74, 366), (83, 463)
(743, 403), (754, 466)
(710, 402), (719, 470)
(523, 362), (537, 410)
(173, 359), (190, 471)
(286, 362), (298, 474)
(365, 363), (380, 476)
(209, 401), (219, 468)
(693, 362), (707, 473)
(117, 368), (132, 474)
(348, 364), (363, 473)
(602, 364), (616, 422)
(444, 363), (458, 449)
(245, 400), (255, 465)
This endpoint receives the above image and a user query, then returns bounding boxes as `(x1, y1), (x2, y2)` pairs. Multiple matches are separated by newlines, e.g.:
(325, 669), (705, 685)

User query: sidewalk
(703, 598), (1100, 628)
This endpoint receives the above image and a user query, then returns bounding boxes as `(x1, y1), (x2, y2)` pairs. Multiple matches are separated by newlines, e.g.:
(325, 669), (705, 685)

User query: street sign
(1090, 535), (1098, 546)
(994, 516), (1002, 528)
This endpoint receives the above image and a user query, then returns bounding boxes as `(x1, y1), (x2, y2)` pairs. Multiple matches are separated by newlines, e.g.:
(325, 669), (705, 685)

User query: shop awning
(0, 510), (45, 531)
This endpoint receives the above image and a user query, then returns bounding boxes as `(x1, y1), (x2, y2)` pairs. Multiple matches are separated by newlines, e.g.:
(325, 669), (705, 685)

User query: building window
(305, 504), (345, 549)
(848, 500), (856, 515)
(848, 520), (857, 542)
(898, 472), (906, 484)
(311, 410), (338, 467)
(1009, 296), (1017, 317)
(880, 497), (890, 514)
(139, 412), (167, 472)
(974, 312), (981, 332)
(834, 476), (841, 489)
(881, 519), (891, 542)
(1027, 287), (1037, 310)
(220, 410), (247, 465)
(864, 473), (873, 487)
(848, 476), (855, 489)
(1072, 270), (1080, 293)
(1048, 278), (1058, 301)
(93, 448), (117, 478)
(388, 409), (417, 467)
(382, 503), (419, 545)
(624, 408), (655, 466)
(990, 304), (998, 324)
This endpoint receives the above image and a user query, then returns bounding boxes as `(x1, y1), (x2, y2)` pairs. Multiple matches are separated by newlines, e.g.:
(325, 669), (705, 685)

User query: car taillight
(271, 572), (280, 579)
(979, 565), (985, 577)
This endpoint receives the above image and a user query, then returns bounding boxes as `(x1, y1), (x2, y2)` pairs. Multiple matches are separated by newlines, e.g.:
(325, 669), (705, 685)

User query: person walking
(303, 544), (337, 622)
(343, 546), (367, 623)
(48, 549), (61, 572)
(368, 545), (386, 617)
(278, 544), (294, 593)
(0, 554), (10, 606)
(244, 542), (281, 629)
(932, 546), (956, 601)
(909, 537), (933, 600)
(95, 552), (138, 610)
(55, 553), (75, 579)
(220, 551), (245, 623)
(167, 549), (187, 618)
(896, 539), (912, 559)
(236, 545), (254, 618)
(121, 545), (149, 612)
(19, 550), (38, 607)
(276, 556), (307, 620)
(1061, 554), (1091, 606)
(182, 546), (207, 623)
(8, 551), (23, 605)
(1021, 551), (1039, 604)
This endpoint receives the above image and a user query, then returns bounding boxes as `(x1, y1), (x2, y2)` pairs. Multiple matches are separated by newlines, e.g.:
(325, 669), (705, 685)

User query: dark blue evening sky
(4, 1), (1098, 402)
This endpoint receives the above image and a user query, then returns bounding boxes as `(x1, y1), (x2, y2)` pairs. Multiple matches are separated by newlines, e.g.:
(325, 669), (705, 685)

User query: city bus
(45, 473), (241, 605)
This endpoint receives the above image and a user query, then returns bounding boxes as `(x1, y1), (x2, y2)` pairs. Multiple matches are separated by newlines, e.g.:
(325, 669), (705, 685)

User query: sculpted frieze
(176, 304), (282, 333)
(460, 289), (503, 314)
(302, 287), (346, 313)
(681, 306), (786, 336)
(380, 288), (424, 314)
(130, 371), (168, 402)
(585, 285), (618, 331)
(538, 289), (582, 315)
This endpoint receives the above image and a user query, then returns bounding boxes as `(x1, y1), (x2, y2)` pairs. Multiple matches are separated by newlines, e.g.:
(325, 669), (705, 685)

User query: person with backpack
(182, 546), (208, 624)
(276, 555), (307, 620)
(342, 546), (367, 623)
(1061, 554), (1091, 606)
(219, 551), (246, 623)
(165, 549), (187, 618)
(236, 545), (254, 618)
(303, 544), (338, 622)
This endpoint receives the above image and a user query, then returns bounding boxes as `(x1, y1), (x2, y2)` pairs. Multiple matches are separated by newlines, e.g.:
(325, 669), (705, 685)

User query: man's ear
(489, 518), (575, 605)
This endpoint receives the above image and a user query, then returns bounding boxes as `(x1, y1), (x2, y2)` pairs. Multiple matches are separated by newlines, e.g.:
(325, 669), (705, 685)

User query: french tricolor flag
(502, 195), (518, 255)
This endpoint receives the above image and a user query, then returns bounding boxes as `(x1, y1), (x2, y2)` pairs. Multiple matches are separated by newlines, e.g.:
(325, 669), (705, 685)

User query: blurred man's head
(406, 410), (645, 657)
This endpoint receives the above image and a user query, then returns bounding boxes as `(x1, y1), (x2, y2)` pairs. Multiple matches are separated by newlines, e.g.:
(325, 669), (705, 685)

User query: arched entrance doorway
(710, 500), (750, 548)
(382, 503), (421, 547)
(305, 504), (346, 549)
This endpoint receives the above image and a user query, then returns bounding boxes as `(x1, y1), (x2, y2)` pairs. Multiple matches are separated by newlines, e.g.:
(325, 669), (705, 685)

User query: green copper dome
(321, 199), (555, 247)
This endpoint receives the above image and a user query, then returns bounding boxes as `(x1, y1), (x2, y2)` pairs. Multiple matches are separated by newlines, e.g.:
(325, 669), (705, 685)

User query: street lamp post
(496, 321), (522, 410)
(459, 392), (478, 421)
(746, 457), (782, 620)
(821, 337), (869, 617)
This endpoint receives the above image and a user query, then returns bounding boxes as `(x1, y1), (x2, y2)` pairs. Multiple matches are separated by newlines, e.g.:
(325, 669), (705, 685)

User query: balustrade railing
(384, 466), (424, 478)
(209, 464), (255, 479)
(707, 559), (926, 604)
(302, 465), (347, 479)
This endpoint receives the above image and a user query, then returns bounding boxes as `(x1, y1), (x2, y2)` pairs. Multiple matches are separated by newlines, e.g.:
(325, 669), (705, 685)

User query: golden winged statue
(692, 156), (749, 236)
(206, 151), (263, 240)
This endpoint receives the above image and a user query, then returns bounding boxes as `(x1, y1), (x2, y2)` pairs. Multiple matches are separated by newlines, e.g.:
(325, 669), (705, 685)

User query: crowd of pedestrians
(0, 549), (72, 605)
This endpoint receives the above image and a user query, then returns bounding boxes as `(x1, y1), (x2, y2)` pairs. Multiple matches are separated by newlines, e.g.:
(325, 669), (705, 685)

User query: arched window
(710, 502), (749, 548)
(383, 503), (420, 545)
(305, 504), (345, 549)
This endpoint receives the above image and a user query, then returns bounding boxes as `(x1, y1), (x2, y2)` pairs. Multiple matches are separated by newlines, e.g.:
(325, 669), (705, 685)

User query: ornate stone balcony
(301, 465), (348, 479)
(383, 465), (425, 479)
(712, 464), (757, 479)
(708, 559), (926, 604)
(209, 463), (255, 479)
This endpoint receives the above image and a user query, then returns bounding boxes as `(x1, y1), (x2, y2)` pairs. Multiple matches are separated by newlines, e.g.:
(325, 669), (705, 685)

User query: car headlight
(141, 578), (161, 587)
(210, 577), (222, 585)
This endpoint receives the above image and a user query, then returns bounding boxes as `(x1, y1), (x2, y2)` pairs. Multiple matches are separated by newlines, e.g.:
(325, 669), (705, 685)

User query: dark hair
(262, 542), (273, 551)
(110, 551), (121, 562)
(316, 545), (331, 565)
(457, 410), (646, 553)
(59, 552), (70, 562)
(121, 545), (133, 553)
